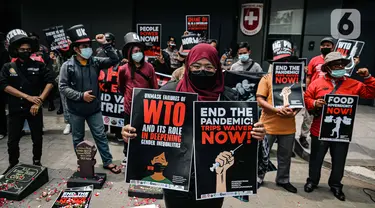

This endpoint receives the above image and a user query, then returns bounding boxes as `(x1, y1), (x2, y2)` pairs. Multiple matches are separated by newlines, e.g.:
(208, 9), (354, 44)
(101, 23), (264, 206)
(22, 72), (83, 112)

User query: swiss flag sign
(240, 3), (263, 36)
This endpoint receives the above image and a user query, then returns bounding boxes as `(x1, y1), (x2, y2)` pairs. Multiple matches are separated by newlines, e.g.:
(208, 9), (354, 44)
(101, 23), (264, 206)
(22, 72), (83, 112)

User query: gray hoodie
(230, 59), (263, 72)
(59, 44), (119, 117)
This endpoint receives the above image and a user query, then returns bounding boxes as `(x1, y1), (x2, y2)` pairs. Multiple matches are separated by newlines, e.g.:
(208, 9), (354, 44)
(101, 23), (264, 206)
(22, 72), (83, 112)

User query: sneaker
(63, 124), (71, 135)
(121, 157), (127, 166)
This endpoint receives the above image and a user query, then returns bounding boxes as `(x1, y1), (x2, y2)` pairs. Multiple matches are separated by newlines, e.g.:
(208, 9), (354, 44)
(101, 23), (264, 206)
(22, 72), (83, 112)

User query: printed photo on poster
(224, 71), (265, 102)
(194, 101), (258, 200)
(43, 25), (69, 51)
(98, 65), (125, 127)
(186, 15), (210, 40)
(272, 62), (304, 108)
(137, 24), (162, 58)
(334, 39), (365, 76)
(51, 185), (93, 208)
(126, 88), (198, 192)
(319, 94), (358, 142)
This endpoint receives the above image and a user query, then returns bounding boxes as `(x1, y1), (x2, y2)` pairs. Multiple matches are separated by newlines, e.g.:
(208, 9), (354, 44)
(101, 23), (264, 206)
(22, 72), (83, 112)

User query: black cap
(320, 37), (334, 45)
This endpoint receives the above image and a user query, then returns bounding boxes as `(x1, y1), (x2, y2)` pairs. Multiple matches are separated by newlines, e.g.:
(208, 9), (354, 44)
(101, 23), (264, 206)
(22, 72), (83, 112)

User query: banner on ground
(319, 94), (358, 142)
(137, 24), (162, 58)
(194, 101), (258, 200)
(98, 65), (125, 127)
(126, 88), (198, 191)
(334, 39), (365, 76)
(52, 185), (93, 208)
(186, 15), (210, 40)
(224, 71), (265, 102)
(272, 62), (304, 108)
(43, 25), (69, 51)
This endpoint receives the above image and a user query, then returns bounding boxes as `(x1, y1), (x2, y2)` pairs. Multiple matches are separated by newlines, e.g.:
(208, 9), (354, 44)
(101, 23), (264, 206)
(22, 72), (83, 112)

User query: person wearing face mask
(121, 44), (267, 208)
(161, 36), (181, 73)
(303, 52), (375, 201)
(96, 32), (123, 61)
(117, 32), (159, 165)
(0, 29), (55, 173)
(230, 42), (262, 72)
(59, 24), (122, 174)
(298, 37), (335, 149)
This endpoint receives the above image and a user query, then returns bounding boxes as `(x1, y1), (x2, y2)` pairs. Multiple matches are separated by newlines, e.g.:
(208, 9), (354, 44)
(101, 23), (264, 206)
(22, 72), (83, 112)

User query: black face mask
(18, 51), (31, 60)
(321, 48), (331, 56)
(153, 163), (167, 173)
(189, 70), (216, 90)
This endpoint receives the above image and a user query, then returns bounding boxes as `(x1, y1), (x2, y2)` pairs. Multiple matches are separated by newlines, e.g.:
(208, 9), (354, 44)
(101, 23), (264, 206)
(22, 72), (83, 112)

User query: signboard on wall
(240, 3), (263, 36)
(186, 15), (210, 40)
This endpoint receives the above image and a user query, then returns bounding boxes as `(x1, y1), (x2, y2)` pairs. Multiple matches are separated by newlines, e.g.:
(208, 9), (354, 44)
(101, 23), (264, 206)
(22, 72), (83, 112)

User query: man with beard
(0, 29), (54, 172)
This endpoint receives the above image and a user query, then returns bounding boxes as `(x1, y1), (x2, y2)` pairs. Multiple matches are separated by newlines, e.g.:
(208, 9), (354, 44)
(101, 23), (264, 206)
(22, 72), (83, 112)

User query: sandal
(104, 164), (122, 174)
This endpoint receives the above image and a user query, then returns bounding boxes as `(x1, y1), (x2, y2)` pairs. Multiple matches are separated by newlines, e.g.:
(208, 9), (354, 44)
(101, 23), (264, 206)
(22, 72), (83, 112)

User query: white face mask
(80, 48), (93, 59)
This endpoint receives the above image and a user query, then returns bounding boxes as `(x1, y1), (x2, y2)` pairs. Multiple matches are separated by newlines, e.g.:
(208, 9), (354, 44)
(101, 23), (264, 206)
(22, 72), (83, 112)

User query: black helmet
(104, 32), (115, 42)
(6, 29), (39, 57)
(122, 32), (144, 59)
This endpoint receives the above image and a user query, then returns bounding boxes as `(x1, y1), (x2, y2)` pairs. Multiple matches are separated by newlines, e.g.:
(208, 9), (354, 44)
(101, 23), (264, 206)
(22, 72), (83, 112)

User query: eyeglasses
(190, 63), (216, 71)
(18, 48), (32, 52)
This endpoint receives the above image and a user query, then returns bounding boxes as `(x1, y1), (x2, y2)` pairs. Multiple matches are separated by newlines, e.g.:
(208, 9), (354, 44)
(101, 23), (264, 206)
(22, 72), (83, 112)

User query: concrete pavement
(0, 110), (374, 207)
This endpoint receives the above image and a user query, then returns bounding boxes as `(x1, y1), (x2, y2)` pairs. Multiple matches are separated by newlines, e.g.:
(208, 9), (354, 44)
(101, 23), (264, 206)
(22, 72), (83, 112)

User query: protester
(158, 36), (181, 74)
(59, 24), (121, 174)
(256, 40), (299, 193)
(121, 43), (267, 207)
(117, 32), (158, 165)
(303, 52), (375, 201)
(0, 29), (55, 172)
(220, 47), (236, 70)
(0, 32), (10, 140)
(97, 32), (123, 60)
(230, 42), (263, 72)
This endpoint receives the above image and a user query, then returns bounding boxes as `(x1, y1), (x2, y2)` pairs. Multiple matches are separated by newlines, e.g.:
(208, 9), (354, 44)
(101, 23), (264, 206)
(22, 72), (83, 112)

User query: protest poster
(43, 25), (69, 50)
(137, 24), (162, 58)
(334, 39), (365, 76)
(51, 185), (93, 208)
(126, 88), (198, 191)
(155, 72), (172, 87)
(194, 101), (258, 200)
(186, 15), (210, 40)
(272, 62), (304, 109)
(319, 94), (358, 142)
(224, 71), (265, 102)
(98, 65), (125, 127)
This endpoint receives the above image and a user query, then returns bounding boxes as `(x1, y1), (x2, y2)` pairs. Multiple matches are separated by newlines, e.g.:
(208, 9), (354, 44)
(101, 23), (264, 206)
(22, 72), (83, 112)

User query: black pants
(0, 94), (6, 135)
(123, 113), (130, 156)
(308, 135), (349, 190)
(8, 111), (43, 166)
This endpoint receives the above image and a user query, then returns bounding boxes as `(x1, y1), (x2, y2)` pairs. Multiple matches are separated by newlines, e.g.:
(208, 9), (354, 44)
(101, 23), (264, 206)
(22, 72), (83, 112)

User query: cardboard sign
(194, 101), (258, 200)
(272, 62), (304, 108)
(98, 65), (125, 127)
(52, 185), (93, 208)
(126, 88), (198, 191)
(43, 25), (69, 50)
(334, 39), (365, 76)
(186, 15), (210, 40)
(224, 71), (264, 102)
(137, 24), (162, 58)
(319, 94), (358, 142)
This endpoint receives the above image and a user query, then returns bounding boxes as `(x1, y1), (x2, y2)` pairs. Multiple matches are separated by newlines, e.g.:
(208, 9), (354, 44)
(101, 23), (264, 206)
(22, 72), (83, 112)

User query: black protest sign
(126, 88), (198, 191)
(319, 94), (358, 142)
(334, 39), (365, 76)
(186, 15), (210, 40)
(52, 186), (93, 208)
(137, 24), (162, 58)
(98, 65), (125, 127)
(272, 62), (304, 108)
(194, 101), (258, 200)
(43, 25), (69, 50)
(224, 71), (264, 102)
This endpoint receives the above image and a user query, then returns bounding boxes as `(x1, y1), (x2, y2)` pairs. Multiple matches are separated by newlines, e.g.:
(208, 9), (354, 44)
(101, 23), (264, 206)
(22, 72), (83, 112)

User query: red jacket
(305, 75), (375, 137)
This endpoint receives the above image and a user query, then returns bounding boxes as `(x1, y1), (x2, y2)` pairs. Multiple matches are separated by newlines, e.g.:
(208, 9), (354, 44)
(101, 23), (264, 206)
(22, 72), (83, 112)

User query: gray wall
(21, 0), (134, 50)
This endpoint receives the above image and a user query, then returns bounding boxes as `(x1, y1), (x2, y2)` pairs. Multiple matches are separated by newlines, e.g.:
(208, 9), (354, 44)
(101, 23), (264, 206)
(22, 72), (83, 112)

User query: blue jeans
(70, 111), (113, 167)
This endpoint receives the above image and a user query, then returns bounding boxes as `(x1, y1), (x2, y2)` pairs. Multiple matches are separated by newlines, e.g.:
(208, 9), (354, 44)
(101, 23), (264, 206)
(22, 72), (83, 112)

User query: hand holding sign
(315, 98), (326, 108)
(356, 68), (369, 77)
(95, 34), (108, 45)
(121, 124), (137, 143)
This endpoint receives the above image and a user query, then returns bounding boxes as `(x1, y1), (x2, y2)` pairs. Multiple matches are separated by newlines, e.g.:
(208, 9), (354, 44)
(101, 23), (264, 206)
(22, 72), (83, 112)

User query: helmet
(122, 32), (144, 59)
(104, 32), (115, 42)
(6, 29), (39, 57)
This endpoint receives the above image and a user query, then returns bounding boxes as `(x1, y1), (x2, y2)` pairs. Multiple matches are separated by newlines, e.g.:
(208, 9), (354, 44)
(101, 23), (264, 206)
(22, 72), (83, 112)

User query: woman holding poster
(304, 52), (375, 201)
(122, 44), (266, 207)
(118, 32), (159, 164)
